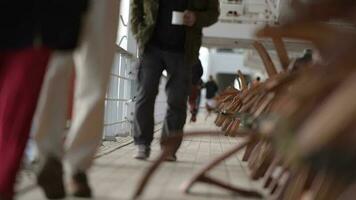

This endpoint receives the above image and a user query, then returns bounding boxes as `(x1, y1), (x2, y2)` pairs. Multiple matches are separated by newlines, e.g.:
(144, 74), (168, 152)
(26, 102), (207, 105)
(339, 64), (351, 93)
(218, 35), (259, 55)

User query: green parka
(130, 0), (220, 65)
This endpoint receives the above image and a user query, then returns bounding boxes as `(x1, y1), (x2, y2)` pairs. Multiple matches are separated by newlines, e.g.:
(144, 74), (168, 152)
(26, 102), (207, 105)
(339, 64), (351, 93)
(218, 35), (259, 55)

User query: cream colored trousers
(33, 0), (119, 172)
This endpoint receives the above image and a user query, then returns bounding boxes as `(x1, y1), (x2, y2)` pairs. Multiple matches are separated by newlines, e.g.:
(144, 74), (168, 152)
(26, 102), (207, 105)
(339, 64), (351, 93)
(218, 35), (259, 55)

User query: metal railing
(103, 46), (168, 140)
(103, 46), (136, 141)
(154, 77), (168, 132)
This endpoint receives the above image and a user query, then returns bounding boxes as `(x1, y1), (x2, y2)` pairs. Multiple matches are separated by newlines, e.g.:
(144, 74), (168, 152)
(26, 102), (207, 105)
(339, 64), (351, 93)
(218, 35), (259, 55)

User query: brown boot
(160, 143), (178, 162)
(37, 156), (66, 199)
(165, 154), (177, 162)
(70, 171), (92, 198)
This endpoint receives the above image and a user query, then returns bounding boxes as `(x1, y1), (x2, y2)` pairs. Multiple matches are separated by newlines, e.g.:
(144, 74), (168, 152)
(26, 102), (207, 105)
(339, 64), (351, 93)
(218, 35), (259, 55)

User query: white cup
(172, 11), (184, 25)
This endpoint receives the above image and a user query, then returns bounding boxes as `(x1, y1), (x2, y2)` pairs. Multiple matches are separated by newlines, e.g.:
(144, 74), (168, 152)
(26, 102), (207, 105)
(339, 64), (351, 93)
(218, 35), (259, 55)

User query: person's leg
(32, 52), (73, 199)
(188, 85), (199, 122)
(64, 0), (119, 196)
(133, 47), (164, 159)
(0, 48), (50, 200)
(196, 90), (202, 115)
(34, 52), (73, 159)
(161, 52), (191, 160)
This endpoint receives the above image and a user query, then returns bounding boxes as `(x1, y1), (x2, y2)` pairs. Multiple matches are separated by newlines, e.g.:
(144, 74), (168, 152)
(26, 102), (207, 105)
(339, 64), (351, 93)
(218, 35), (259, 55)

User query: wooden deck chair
(253, 41), (278, 78)
(133, 5), (356, 198)
(273, 37), (290, 71)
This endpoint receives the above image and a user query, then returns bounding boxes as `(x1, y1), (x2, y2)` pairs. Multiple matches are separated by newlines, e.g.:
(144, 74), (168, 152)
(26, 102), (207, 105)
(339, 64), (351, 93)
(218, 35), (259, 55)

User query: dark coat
(192, 60), (203, 85)
(0, 0), (89, 50)
(130, 0), (220, 65)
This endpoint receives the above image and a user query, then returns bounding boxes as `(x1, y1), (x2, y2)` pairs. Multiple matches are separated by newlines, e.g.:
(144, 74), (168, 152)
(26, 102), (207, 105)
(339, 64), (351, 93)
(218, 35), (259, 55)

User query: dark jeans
(134, 45), (191, 151)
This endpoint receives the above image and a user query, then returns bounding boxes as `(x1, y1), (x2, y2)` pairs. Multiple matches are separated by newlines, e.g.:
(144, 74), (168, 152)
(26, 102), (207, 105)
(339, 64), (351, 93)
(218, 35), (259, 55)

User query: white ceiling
(202, 0), (309, 52)
(201, 0), (356, 78)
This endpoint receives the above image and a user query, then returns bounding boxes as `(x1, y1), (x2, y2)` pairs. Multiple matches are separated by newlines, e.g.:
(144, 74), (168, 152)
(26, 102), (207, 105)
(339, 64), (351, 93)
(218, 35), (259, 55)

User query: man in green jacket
(131, 0), (219, 160)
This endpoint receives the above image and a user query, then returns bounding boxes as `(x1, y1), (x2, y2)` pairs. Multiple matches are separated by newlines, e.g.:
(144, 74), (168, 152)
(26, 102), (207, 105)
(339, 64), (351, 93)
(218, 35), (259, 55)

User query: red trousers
(0, 48), (50, 199)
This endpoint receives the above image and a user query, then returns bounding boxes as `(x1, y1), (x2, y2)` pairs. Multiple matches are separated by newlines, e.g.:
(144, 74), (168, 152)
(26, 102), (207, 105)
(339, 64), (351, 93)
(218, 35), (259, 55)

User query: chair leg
(242, 139), (258, 162)
(263, 158), (281, 189)
(196, 175), (263, 198)
(132, 131), (222, 199)
(181, 137), (263, 198)
(132, 131), (260, 200)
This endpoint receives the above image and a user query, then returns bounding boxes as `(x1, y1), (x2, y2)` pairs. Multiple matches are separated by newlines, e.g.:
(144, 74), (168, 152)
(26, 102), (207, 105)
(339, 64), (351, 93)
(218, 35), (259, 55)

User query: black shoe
(70, 171), (92, 198)
(37, 156), (66, 199)
(190, 115), (197, 122)
(0, 193), (10, 200)
(134, 145), (151, 160)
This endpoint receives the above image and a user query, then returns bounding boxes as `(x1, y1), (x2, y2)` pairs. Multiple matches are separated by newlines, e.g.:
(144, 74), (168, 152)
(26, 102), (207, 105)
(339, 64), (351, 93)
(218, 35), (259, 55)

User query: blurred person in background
(32, 0), (119, 198)
(0, 1), (89, 200)
(130, 0), (220, 161)
(204, 75), (219, 114)
(252, 76), (261, 87)
(289, 49), (313, 71)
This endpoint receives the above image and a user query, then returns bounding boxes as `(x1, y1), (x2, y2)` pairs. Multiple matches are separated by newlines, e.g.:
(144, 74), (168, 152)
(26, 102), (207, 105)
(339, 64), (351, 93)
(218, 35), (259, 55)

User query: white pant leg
(33, 52), (74, 159)
(65, 0), (119, 172)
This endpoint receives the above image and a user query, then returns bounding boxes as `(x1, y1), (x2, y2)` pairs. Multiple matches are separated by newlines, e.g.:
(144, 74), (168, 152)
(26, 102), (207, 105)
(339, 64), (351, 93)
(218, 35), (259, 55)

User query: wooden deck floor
(16, 114), (264, 200)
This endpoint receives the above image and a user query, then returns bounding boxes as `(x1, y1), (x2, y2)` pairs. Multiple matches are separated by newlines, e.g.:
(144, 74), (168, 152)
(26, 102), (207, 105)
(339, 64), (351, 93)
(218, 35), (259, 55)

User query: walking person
(131, 0), (220, 160)
(33, 0), (119, 198)
(0, 1), (88, 200)
(205, 75), (219, 116)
